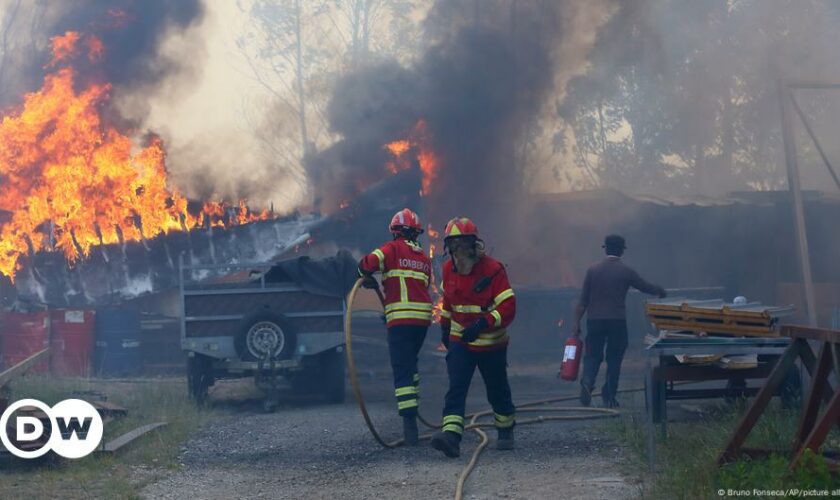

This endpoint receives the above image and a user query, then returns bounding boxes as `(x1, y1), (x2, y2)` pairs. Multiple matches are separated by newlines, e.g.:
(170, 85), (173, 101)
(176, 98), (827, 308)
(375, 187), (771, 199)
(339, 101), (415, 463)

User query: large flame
(384, 120), (440, 196)
(0, 31), (269, 280)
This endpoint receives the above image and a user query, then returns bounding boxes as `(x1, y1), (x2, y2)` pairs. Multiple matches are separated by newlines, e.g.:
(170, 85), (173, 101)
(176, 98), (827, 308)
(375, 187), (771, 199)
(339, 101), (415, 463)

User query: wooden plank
(0, 349), (50, 389)
(648, 312), (775, 326)
(651, 321), (778, 337)
(100, 422), (167, 453)
(783, 325), (840, 343)
(794, 344), (833, 450)
(90, 401), (128, 418)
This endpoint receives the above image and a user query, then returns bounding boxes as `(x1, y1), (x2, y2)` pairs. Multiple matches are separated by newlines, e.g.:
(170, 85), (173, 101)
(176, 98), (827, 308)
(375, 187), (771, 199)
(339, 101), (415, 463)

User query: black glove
(361, 276), (379, 290)
(441, 323), (451, 348)
(460, 317), (489, 343)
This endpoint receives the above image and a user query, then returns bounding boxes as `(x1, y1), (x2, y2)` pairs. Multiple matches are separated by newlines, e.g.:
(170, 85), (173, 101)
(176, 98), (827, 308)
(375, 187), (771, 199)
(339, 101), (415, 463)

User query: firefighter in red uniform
(358, 208), (432, 446)
(430, 217), (516, 458)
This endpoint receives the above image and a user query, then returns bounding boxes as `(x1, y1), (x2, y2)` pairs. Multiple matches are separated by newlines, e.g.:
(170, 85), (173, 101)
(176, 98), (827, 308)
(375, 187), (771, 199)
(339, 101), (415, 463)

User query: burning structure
(0, 0), (839, 333)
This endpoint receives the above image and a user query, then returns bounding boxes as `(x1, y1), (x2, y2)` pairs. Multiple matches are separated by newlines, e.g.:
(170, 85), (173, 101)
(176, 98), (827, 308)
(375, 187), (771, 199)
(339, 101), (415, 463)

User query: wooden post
(779, 81), (817, 326)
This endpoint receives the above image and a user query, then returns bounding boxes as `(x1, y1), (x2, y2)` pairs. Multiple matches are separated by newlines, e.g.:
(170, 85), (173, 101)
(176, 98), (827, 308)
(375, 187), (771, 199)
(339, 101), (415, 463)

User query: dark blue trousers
(582, 319), (628, 401)
(440, 342), (515, 435)
(387, 324), (428, 416)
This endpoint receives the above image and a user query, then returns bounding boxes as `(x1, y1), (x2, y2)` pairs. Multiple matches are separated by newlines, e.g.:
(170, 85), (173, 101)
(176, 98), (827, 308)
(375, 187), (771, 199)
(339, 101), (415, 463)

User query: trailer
(180, 252), (356, 411)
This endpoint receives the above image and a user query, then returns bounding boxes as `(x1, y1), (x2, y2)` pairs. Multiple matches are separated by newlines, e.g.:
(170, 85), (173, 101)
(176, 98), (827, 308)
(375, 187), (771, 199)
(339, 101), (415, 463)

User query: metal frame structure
(778, 81), (840, 326)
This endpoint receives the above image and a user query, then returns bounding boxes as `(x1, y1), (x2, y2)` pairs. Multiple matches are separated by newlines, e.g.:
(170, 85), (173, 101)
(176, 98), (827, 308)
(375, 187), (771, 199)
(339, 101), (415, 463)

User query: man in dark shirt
(572, 235), (666, 408)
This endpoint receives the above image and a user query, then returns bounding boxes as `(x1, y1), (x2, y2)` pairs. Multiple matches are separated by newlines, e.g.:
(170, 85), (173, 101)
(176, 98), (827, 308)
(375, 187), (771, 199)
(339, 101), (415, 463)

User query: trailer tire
(236, 311), (296, 361)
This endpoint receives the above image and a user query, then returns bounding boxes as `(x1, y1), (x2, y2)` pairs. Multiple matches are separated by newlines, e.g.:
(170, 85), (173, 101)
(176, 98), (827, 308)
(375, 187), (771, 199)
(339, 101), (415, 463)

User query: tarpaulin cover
(262, 249), (359, 298)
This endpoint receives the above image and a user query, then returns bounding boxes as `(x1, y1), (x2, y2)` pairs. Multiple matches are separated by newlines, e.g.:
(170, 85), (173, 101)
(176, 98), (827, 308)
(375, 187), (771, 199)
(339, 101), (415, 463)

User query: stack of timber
(645, 298), (795, 338)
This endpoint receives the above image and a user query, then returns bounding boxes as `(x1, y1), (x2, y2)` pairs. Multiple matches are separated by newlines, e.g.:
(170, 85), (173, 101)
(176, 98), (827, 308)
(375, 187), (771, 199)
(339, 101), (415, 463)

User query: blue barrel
(94, 309), (142, 377)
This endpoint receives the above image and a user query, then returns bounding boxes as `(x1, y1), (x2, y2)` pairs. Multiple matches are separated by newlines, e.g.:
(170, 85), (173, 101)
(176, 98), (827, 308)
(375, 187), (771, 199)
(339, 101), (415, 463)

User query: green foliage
(604, 394), (840, 498)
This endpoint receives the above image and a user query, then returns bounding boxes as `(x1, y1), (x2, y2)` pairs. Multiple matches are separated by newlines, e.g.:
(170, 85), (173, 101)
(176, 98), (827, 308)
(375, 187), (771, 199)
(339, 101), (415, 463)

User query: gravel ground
(142, 355), (642, 500)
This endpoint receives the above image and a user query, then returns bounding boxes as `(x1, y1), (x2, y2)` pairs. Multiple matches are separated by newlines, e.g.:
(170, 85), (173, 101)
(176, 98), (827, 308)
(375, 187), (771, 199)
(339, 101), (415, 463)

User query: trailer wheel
(187, 353), (214, 406)
(236, 311), (296, 361)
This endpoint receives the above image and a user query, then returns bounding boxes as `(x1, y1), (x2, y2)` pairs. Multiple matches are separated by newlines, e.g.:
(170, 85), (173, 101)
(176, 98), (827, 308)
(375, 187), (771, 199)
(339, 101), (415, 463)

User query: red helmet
(389, 208), (423, 234)
(443, 217), (479, 239)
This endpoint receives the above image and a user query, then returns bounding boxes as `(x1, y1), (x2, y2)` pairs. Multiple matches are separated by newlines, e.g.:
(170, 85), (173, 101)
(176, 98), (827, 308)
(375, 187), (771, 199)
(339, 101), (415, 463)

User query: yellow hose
(344, 278), (623, 498)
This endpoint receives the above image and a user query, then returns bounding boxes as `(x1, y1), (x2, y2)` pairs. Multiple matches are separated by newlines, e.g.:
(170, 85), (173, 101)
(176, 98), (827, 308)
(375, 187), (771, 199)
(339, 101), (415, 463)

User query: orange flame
(383, 119), (441, 196)
(0, 31), (271, 280)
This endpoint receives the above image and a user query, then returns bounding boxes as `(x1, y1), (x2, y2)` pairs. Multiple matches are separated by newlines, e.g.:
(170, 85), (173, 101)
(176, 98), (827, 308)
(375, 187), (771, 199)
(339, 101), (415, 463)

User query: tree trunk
(293, 0), (310, 159)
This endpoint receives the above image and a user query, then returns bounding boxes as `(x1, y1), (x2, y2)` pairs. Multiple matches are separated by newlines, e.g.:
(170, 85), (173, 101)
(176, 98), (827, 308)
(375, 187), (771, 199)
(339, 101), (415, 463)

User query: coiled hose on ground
(344, 278), (624, 500)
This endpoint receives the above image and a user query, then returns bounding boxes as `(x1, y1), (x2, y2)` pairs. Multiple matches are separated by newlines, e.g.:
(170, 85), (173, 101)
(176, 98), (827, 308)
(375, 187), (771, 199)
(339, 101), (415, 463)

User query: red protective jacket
(359, 238), (433, 328)
(439, 255), (516, 352)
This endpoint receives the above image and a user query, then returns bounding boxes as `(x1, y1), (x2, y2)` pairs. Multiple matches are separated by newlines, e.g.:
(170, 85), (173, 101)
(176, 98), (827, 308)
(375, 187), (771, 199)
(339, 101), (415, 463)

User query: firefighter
(430, 217), (516, 458)
(358, 208), (432, 446)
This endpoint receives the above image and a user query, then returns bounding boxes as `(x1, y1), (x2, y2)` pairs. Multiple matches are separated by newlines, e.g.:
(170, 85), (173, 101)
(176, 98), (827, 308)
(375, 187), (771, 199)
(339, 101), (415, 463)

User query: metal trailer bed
(179, 257), (347, 410)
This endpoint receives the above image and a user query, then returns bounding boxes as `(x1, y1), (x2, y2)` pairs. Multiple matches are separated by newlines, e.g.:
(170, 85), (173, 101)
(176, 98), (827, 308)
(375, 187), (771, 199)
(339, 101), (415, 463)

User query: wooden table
(718, 325), (840, 471)
(644, 336), (792, 471)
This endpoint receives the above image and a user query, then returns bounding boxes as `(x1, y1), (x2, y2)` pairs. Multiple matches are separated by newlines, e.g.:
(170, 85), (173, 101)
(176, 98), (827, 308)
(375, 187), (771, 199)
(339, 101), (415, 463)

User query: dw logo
(0, 399), (104, 459)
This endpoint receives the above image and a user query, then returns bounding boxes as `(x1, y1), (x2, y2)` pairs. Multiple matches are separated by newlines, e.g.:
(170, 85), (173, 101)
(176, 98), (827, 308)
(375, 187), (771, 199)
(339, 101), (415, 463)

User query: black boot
(430, 430), (461, 458)
(497, 427), (514, 450)
(402, 415), (419, 446)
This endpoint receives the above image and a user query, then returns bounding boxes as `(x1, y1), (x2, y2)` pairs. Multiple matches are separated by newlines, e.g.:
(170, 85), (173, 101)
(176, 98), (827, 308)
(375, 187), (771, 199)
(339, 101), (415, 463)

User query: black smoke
(0, 0), (204, 108)
(306, 0), (561, 243)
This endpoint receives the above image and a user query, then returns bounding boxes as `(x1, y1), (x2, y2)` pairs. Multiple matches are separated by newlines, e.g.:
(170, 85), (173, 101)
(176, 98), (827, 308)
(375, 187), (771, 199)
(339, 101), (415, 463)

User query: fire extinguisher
(559, 335), (583, 382)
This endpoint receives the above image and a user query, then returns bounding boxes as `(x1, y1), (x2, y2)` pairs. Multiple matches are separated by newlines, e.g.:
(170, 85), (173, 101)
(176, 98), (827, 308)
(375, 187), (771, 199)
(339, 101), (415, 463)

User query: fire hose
(344, 278), (624, 500)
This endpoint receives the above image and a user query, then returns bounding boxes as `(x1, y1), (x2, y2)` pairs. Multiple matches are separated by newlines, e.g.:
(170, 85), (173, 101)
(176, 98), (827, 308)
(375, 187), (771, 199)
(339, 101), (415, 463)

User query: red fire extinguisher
(559, 335), (583, 382)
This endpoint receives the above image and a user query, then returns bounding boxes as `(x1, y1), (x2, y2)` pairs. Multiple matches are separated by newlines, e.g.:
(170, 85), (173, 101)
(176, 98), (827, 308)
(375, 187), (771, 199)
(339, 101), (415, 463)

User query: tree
(560, 0), (840, 196)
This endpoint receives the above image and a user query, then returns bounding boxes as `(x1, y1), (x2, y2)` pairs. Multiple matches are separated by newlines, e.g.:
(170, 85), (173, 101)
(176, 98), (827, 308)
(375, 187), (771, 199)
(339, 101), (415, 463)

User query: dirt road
(142, 356), (640, 500)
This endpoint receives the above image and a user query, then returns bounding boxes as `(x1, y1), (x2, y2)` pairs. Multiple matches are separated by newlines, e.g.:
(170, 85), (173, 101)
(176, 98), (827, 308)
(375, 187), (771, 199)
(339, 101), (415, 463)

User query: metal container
(94, 308), (142, 377)
(50, 309), (95, 377)
(1, 311), (50, 373)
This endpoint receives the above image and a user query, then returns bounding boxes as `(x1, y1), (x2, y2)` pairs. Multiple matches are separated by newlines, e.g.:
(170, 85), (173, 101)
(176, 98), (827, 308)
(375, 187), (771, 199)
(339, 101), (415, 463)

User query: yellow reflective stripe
(395, 386), (418, 397)
(398, 399), (419, 410)
(372, 249), (385, 272)
(382, 269), (429, 283)
(452, 304), (484, 313)
(490, 310), (502, 327)
(385, 301), (433, 312)
(470, 334), (508, 346)
(478, 329), (508, 340)
(493, 288), (515, 307)
(399, 277), (408, 303)
(469, 334), (509, 346)
(494, 413), (515, 428)
(442, 424), (463, 434)
(442, 415), (464, 426)
(450, 320), (465, 332)
(450, 330), (509, 346)
(439, 309), (452, 319)
(385, 311), (433, 321)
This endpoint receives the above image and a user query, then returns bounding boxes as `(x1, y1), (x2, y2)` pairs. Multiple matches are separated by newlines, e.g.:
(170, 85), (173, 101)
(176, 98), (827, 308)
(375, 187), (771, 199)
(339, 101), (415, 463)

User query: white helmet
(733, 296), (747, 306)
